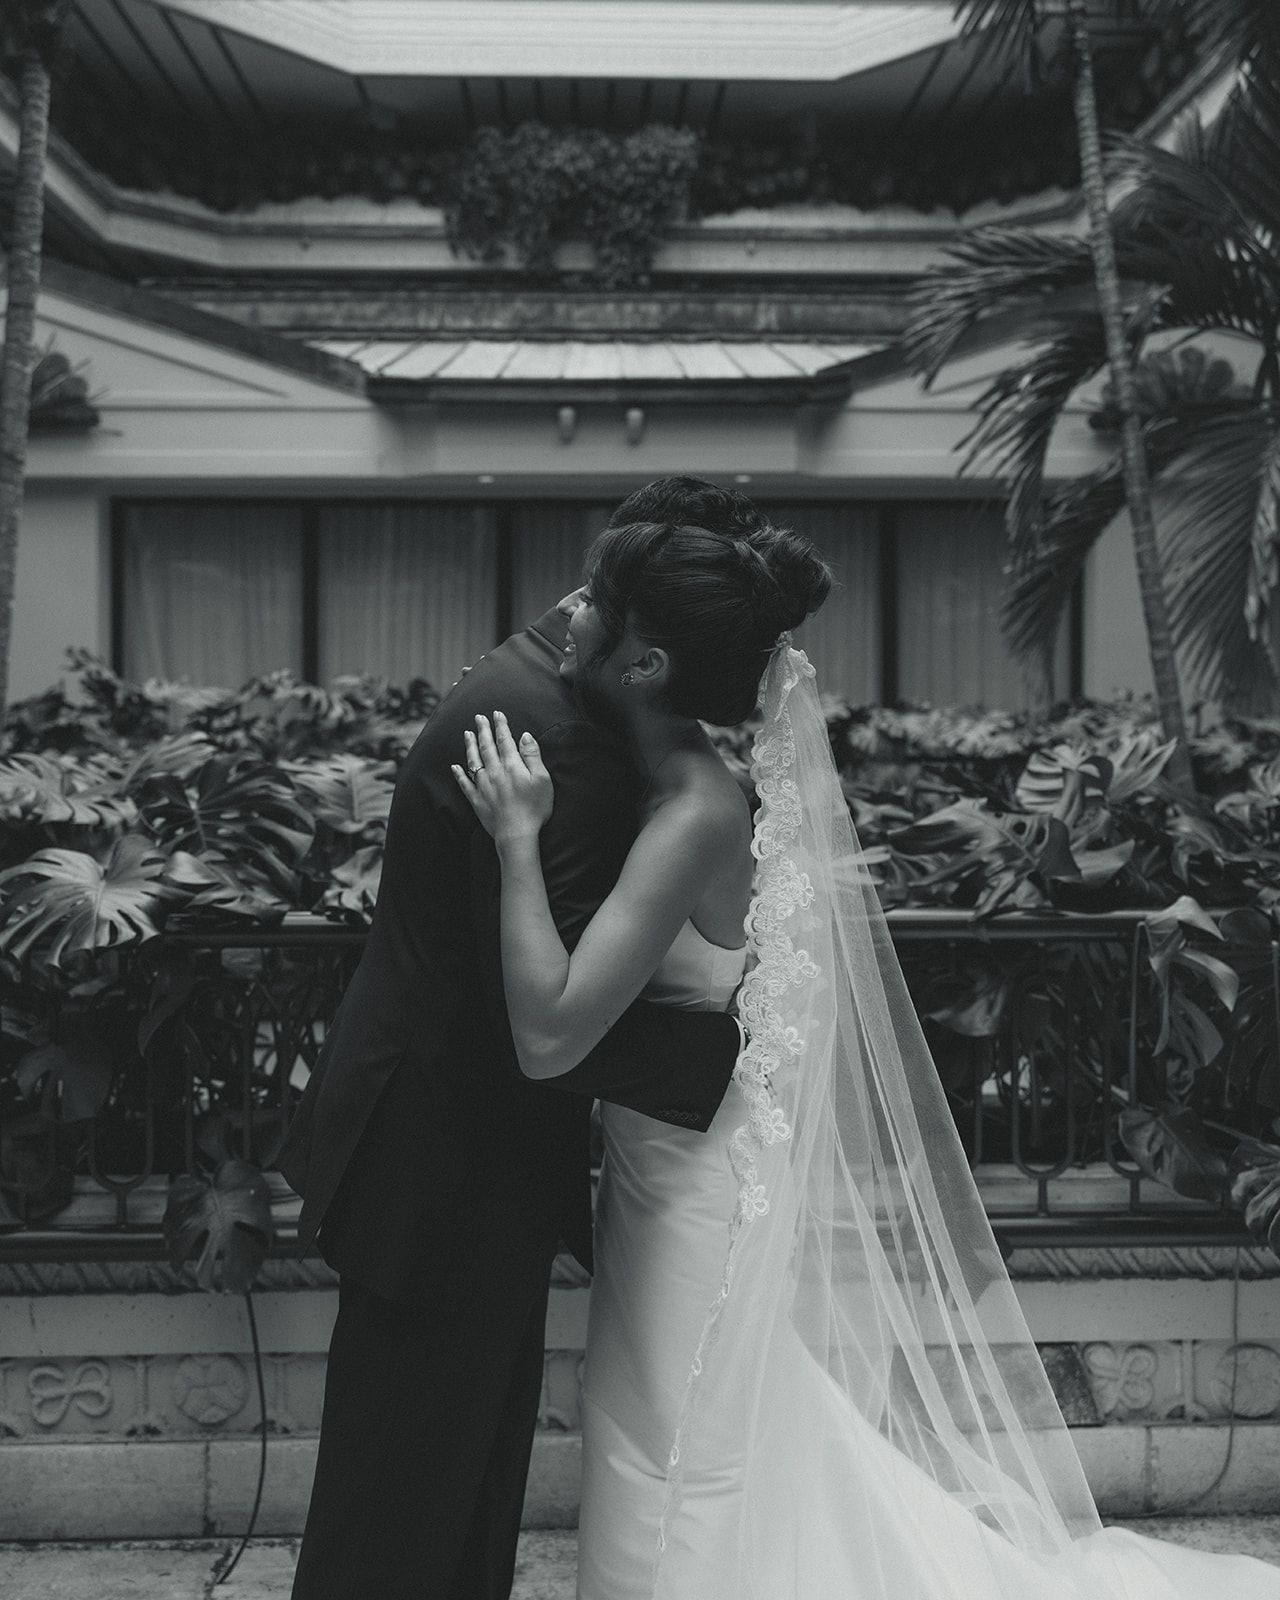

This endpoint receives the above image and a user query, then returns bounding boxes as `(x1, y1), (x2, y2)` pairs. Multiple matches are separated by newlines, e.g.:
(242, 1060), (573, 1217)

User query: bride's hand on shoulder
(452, 711), (553, 846)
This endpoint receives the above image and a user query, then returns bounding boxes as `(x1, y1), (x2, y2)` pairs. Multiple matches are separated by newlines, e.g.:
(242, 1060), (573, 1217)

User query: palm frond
(1000, 462), (1126, 670)
(1246, 428), (1280, 646)
(959, 312), (1107, 551)
(1209, 67), (1280, 245)
(1108, 136), (1280, 334)
(951, 0), (1044, 72)
(1110, 135), (1257, 259)
(904, 229), (1093, 384)
(1173, 0), (1280, 82)
(1155, 406), (1279, 700)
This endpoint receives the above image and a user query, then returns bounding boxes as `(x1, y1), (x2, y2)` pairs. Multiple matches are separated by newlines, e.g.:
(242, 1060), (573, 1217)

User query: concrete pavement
(3, 1519), (1280, 1598)
(0, 1531), (577, 1599)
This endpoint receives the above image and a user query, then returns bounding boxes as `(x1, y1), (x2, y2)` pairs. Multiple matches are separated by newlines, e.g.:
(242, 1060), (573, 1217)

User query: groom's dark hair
(582, 519), (831, 725)
(608, 476), (763, 539)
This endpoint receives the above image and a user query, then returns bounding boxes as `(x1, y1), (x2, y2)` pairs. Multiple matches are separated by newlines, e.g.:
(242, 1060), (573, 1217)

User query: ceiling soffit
(156, 2), (962, 82)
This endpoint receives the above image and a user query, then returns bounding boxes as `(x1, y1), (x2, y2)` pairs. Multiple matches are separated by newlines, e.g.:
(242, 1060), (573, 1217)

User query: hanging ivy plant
(447, 122), (699, 286)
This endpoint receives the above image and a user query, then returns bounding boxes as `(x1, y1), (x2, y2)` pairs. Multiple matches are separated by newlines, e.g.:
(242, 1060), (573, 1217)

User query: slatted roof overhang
(319, 337), (887, 406)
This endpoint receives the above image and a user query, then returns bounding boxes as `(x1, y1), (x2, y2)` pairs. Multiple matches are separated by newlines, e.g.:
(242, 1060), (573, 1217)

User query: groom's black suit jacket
(278, 606), (741, 1307)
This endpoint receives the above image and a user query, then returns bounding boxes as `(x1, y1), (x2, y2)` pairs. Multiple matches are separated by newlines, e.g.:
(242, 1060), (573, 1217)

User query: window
(317, 504), (498, 690)
(114, 497), (1074, 709)
(119, 503), (304, 685)
(894, 502), (1071, 710)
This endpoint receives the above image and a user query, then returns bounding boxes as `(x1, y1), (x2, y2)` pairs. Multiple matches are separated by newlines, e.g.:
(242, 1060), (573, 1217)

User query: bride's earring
(620, 671), (636, 686)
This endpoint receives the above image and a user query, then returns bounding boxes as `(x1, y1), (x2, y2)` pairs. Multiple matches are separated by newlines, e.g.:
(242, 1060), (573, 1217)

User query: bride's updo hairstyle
(581, 520), (832, 725)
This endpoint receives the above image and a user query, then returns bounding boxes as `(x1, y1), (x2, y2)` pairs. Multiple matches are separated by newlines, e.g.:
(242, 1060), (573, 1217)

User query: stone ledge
(3, 1426), (1277, 1540)
(0, 1434), (580, 1540)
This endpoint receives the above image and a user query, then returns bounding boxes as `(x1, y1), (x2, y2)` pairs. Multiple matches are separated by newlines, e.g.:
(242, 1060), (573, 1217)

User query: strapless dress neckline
(642, 919), (747, 1013)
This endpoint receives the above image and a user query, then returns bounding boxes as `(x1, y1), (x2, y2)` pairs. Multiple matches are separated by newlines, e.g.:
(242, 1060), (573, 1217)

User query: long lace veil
(652, 640), (1112, 1599)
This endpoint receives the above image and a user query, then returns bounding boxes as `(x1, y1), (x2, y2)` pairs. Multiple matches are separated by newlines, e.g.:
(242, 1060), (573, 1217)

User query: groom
(280, 478), (762, 1600)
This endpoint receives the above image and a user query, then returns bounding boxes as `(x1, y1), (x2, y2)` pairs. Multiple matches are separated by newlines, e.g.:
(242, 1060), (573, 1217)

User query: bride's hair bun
(731, 526), (832, 639)
(581, 517), (832, 724)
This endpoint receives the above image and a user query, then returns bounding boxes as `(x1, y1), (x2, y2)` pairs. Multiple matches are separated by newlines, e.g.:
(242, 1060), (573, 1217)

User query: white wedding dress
(578, 919), (749, 1600)
(575, 644), (1280, 1600)
(576, 921), (1280, 1600)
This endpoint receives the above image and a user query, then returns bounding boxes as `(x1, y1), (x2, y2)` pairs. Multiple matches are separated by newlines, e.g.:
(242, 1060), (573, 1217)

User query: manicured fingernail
(520, 732), (535, 747)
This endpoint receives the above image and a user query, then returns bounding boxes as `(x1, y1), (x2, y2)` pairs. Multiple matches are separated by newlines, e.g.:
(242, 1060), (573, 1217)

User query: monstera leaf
(120, 733), (217, 789)
(1123, 1111), (1280, 1259)
(164, 1159), (273, 1294)
(320, 843), (384, 920)
(195, 1109), (287, 1170)
(1140, 898), (1238, 1087)
(282, 754), (395, 836)
(0, 1113), (72, 1223)
(919, 954), (1011, 1038)
(0, 752), (135, 828)
(1167, 805), (1253, 883)
(1216, 908), (1280, 1107)
(0, 835), (168, 965)
(1232, 1155), (1280, 1257)
(891, 800), (1078, 917)
(16, 1026), (113, 1123)
(1015, 745), (1112, 822)
(1104, 733), (1180, 804)
(1119, 1106), (1230, 1205)
(163, 849), (288, 922)
(136, 954), (198, 1057)
(1145, 899), (1239, 1012)
(1014, 734), (1178, 819)
(137, 753), (313, 893)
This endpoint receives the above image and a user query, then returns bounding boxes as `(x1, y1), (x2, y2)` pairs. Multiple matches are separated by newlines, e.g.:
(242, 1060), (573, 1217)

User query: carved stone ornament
(171, 1354), (249, 1426)
(1213, 1344), (1280, 1419)
(1082, 1342), (1158, 1419)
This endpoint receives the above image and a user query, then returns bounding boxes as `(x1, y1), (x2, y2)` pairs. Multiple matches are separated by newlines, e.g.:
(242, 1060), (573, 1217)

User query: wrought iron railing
(0, 910), (1259, 1254)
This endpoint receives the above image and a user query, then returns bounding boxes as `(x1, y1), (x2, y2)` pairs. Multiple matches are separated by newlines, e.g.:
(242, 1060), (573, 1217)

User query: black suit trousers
(291, 1272), (550, 1600)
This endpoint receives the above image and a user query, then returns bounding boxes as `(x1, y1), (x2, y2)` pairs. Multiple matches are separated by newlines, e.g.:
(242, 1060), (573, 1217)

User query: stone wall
(3, 1238), (1280, 1539)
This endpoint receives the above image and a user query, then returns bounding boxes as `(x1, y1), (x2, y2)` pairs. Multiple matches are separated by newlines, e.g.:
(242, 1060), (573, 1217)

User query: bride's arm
(454, 710), (729, 1079)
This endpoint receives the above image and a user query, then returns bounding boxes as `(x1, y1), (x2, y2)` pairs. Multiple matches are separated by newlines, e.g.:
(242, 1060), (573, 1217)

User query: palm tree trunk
(1066, 0), (1194, 789)
(0, 46), (52, 726)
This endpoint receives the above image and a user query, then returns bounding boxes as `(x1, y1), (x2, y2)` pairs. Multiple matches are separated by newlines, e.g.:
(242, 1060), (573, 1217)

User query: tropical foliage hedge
(8, 652), (1280, 966)
(5, 653), (1280, 1245)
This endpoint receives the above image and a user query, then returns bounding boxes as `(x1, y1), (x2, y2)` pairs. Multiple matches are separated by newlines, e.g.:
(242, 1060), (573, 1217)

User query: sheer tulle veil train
(649, 639), (1280, 1600)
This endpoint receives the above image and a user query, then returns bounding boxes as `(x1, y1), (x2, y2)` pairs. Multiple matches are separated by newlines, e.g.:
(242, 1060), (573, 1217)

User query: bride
(455, 514), (1280, 1600)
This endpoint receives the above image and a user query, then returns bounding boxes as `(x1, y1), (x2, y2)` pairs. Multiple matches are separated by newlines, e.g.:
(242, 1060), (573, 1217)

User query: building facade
(2, 0), (1203, 714)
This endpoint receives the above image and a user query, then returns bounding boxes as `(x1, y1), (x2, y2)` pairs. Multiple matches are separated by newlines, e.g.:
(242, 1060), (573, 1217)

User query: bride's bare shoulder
(651, 747), (751, 849)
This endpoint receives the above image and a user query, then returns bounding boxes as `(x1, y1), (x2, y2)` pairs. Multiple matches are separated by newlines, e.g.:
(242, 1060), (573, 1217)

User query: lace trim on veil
(655, 636), (814, 1560)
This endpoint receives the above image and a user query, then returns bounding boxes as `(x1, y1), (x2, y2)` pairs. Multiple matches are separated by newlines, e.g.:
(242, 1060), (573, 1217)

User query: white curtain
(510, 503), (616, 627)
(121, 503), (303, 687)
(118, 497), (1063, 711)
(896, 502), (1065, 710)
(766, 503), (880, 705)
(318, 504), (497, 692)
